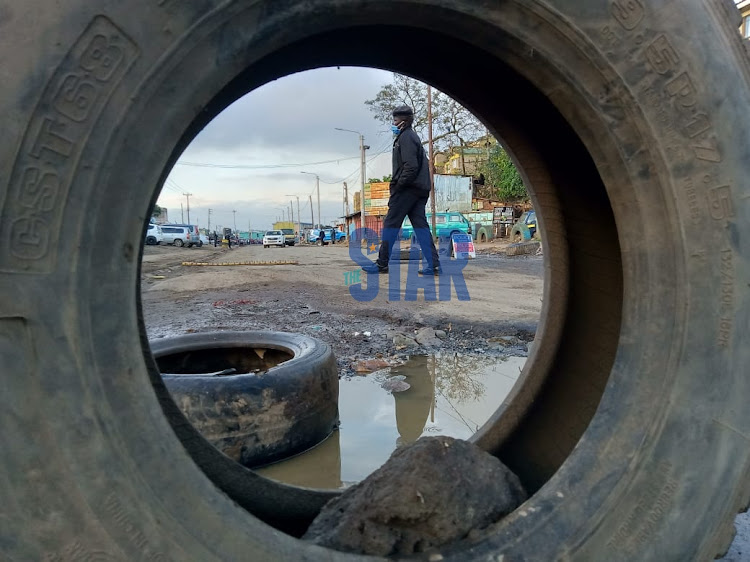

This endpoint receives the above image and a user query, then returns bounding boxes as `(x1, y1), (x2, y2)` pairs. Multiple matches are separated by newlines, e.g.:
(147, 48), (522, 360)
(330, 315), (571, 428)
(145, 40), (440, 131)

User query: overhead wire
(174, 155), (361, 169)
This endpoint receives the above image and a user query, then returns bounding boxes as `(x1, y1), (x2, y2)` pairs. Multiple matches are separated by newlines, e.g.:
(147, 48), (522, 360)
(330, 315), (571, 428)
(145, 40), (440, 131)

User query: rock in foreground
(302, 436), (527, 556)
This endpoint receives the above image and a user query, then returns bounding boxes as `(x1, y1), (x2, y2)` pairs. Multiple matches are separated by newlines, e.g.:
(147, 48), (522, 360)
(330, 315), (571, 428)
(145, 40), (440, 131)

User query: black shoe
(362, 263), (388, 274)
(418, 266), (440, 275)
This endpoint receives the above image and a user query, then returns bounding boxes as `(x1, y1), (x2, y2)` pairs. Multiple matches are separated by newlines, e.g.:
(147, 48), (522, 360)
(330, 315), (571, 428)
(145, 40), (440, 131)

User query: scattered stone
(302, 436), (527, 556)
(381, 379), (410, 393)
(393, 334), (419, 347)
(434, 329), (447, 339)
(415, 327), (443, 347)
(351, 358), (391, 374)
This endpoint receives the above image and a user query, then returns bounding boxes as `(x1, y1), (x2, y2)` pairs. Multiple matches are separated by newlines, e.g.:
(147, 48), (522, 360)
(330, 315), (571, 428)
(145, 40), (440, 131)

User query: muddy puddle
(255, 353), (525, 489)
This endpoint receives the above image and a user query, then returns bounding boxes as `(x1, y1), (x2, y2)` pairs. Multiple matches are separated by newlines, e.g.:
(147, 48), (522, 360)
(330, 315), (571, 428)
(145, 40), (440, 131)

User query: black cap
(392, 105), (414, 117)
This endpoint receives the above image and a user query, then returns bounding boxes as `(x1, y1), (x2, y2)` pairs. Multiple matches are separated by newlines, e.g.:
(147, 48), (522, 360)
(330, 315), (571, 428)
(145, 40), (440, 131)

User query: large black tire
(153, 331), (339, 469)
(1, 2), (749, 560)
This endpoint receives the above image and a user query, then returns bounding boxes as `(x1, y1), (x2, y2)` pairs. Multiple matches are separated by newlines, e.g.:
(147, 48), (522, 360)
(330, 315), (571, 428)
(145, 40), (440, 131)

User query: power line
(174, 155), (360, 170)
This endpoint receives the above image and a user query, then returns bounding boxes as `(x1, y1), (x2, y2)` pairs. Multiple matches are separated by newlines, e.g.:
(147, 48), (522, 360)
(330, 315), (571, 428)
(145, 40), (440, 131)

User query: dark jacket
(391, 127), (431, 192)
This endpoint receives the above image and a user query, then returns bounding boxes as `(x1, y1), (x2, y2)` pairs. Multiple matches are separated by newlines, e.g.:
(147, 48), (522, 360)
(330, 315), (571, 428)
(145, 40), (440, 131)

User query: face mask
(391, 125), (401, 135)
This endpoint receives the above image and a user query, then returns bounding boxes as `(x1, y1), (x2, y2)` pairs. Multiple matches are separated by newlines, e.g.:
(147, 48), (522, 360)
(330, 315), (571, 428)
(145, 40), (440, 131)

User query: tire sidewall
(1, 1), (748, 560)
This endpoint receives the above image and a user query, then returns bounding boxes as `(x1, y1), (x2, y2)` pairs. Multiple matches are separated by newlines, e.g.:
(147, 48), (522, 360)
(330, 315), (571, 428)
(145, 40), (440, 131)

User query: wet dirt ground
(140, 240), (544, 376)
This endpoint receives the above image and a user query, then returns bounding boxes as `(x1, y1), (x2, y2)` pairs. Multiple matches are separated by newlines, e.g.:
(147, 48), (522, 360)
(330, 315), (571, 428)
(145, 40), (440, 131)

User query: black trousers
(377, 188), (440, 269)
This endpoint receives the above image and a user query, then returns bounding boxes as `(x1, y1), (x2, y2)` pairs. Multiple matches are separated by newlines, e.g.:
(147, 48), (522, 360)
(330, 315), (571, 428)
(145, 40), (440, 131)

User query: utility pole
(183, 192), (193, 224)
(342, 182), (347, 223)
(180, 202), (184, 223)
(316, 176), (321, 229)
(335, 128), (368, 228)
(232, 209), (237, 231)
(286, 195), (301, 239)
(296, 197), (300, 238)
(360, 135), (369, 201)
(309, 195), (314, 230)
(207, 208), (212, 233)
(301, 171), (321, 229)
(427, 86), (437, 239)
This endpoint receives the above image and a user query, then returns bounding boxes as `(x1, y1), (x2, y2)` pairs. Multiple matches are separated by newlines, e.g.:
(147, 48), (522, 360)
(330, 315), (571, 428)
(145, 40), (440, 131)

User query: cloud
(159, 66), (396, 230)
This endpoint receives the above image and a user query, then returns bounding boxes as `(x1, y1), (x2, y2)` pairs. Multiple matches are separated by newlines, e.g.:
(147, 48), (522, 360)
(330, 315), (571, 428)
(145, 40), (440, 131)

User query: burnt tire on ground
(152, 331), (339, 469)
(1, 2), (749, 560)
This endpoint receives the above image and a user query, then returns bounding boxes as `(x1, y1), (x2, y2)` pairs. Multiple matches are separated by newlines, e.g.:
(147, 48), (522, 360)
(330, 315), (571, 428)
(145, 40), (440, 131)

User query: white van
(164, 223), (202, 247)
(145, 223), (163, 245)
(160, 225), (196, 247)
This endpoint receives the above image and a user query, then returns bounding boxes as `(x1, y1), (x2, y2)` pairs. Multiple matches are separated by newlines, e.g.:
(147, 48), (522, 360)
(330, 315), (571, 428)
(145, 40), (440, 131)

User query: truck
(273, 221), (298, 246)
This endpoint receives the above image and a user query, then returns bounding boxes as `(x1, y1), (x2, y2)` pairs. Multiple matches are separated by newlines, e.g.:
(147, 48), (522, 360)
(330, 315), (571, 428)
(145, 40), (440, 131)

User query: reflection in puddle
(255, 354), (525, 489)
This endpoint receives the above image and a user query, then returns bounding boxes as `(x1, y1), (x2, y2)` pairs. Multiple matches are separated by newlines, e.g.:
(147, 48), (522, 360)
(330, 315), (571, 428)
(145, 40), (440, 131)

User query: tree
(364, 73), (484, 158)
(478, 144), (527, 201)
(365, 73), (526, 200)
(152, 204), (163, 218)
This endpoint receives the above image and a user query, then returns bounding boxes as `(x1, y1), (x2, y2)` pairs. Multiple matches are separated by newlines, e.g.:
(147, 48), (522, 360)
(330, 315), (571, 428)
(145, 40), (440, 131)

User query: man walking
(363, 104), (440, 275)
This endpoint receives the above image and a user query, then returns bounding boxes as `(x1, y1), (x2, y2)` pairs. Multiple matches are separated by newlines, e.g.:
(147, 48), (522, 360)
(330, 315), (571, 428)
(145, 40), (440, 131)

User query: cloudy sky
(157, 66), (398, 232)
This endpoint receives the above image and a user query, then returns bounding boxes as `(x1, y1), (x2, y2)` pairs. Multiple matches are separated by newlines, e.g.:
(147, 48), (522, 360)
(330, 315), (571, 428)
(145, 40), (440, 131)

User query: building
(440, 135), (496, 176)
(739, 1), (750, 38)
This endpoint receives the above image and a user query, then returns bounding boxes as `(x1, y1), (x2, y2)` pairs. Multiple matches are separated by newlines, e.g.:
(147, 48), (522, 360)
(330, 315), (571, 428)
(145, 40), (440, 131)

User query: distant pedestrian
(213, 231), (219, 247)
(318, 229), (325, 246)
(330, 227), (336, 245)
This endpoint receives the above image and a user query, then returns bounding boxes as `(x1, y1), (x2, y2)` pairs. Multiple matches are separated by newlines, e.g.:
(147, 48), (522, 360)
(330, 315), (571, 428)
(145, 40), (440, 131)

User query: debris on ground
(393, 334), (419, 347)
(302, 436), (527, 556)
(351, 358), (391, 374)
(181, 260), (299, 266)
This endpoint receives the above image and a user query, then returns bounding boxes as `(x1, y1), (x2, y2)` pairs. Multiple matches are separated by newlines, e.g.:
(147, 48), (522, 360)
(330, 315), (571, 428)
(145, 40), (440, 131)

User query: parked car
(199, 233), (209, 246)
(510, 210), (537, 242)
(160, 225), (197, 247)
(309, 228), (346, 245)
(165, 223), (202, 247)
(400, 212), (471, 242)
(263, 230), (285, 248)
(145, 223), (163, 245)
